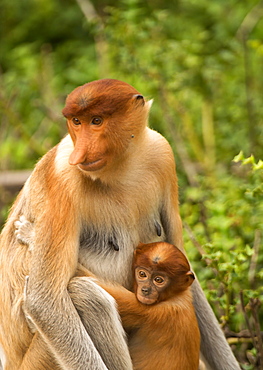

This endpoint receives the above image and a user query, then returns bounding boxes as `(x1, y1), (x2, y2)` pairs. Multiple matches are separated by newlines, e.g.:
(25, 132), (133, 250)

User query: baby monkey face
(134, 267), (170, 305)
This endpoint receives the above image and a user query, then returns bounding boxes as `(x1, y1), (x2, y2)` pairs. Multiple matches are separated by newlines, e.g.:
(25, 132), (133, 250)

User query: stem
(240, 291), (257, 351)
(250, 298), (263, 369)
(249, 230), (261, 288)
(183, 222), (206, 257)
(158, 85), (199, 186)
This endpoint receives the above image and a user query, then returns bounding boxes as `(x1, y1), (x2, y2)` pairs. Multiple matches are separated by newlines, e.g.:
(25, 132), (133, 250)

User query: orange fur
(0, 79), (179, 369)
(0, 79), (238, 370)
(93, 242), (200, 370)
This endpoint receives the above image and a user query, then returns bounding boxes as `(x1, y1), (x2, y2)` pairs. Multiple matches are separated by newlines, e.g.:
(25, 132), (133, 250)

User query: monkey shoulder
(144, 128), (176, 175)
(15, 138), (76, 217)
(36, 136), (72, 175)
(146, 127), (172, 150)
(29, 136), (81, 188)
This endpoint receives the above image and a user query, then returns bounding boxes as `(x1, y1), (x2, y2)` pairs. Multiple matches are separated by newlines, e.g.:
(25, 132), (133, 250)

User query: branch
(225, 328), (263, 339)
(183, 222), (206, 257)
(75, 0), (109, 77)
(236, 1), (263, 41)
(75, 0), (97, 22)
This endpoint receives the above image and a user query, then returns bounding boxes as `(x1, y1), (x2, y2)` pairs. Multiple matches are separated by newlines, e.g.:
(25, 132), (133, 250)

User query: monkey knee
(68, 277), (117, 316)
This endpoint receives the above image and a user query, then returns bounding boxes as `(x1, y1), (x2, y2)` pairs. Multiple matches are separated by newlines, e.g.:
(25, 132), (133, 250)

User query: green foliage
(182, 158), (263, 366)
(0, 0), (99, 170)
(1, 0), (263, 367)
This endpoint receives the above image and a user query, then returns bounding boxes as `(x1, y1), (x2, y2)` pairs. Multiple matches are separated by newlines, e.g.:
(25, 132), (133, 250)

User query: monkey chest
(78, 195), (165, 287)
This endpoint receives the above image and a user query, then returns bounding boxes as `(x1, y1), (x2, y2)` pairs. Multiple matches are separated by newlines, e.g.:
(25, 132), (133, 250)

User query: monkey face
(135, 267), (170, 305)
(62, 79), (151, 173)
(66, 116), (109, 172)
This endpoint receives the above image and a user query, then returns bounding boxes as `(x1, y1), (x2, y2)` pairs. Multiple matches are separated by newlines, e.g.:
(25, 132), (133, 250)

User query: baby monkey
(15, 217), (200, 370)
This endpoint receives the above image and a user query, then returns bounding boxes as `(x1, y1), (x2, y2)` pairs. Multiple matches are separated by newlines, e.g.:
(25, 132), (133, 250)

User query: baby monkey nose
(141, 287), (151, 296)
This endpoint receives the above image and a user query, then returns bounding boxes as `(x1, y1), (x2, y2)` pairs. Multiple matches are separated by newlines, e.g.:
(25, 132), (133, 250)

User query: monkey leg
(19, 280), (121, 370)
(19, 332), (61, 370)
(68, 277), (133, 370)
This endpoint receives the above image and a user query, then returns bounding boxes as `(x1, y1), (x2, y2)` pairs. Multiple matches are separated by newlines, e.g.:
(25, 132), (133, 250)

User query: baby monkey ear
(134, 242), (146, 256)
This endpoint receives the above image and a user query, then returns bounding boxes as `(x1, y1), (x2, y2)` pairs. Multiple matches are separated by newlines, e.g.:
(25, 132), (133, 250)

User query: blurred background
(0, 0), (263, 367)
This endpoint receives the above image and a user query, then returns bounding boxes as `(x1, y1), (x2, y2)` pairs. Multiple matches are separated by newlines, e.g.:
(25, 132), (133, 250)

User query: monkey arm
(22, 189), (109, 370)
(13, 216), (133, 369)
(73, 262), (149, 329)
(75, 262), (97, 277)
(94, 280), (148, 329)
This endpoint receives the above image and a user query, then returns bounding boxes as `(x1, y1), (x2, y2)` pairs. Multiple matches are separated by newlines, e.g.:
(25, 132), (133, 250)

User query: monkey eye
(138, 270), (147, 278)
(154, 276), (164, 284)
(91, 117), (103, 126)
(72, 118), (81, 126)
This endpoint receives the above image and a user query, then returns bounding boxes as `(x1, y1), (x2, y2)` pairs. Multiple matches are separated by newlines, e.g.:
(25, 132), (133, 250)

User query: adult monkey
(0, 79), (239, 369)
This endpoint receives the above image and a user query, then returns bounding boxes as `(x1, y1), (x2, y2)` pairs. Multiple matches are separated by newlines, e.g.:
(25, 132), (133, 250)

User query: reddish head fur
(62, 79), (142, 119)
(133, 242), (194, 299)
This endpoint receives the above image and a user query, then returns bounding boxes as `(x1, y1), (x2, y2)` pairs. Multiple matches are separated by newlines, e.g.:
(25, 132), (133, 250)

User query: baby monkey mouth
(137, 294), (157, 305)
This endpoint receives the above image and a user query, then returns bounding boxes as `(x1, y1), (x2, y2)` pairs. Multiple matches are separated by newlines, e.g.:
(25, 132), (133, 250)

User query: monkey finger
(14, 220), (22, 229)
(19, 215), (27, 222)
(14, 215), (29, 230)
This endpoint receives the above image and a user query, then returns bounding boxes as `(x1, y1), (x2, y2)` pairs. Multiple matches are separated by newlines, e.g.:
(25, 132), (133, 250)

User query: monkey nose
(141, 287), (151, 296)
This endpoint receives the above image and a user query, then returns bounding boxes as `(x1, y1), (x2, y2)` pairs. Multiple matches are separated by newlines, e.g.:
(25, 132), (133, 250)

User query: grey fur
(192, 281), (240, 370)
(68, 277), (132, 370)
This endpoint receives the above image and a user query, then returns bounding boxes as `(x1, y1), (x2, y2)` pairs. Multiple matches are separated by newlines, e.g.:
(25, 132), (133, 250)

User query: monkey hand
(22, 275), (37, 334)
(14, 215), (35, 250)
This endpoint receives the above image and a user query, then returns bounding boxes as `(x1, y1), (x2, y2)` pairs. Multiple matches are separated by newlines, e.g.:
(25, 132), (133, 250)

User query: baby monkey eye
(72, 118), (81, 126)
(154, 276), (164, 284)
(91, 117), (103, 125)
(138, 271), (147, 278)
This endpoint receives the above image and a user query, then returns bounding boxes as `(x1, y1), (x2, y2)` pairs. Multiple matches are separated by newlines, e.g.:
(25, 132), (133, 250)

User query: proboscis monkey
(15, 221), (200, 370)
(0, 79), (239, 370)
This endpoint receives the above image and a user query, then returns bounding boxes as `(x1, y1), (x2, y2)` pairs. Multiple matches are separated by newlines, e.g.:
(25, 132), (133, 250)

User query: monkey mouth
(137, 295), (157, 305)
(78, 159), (106, 172)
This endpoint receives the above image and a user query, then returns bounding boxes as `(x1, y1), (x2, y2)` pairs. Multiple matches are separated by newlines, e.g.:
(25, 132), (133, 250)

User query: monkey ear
(133, 95), (153, 113)
(186, 271), (195, 279)
(134, 242), (146, 255)
(133, 94), (145, 105)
